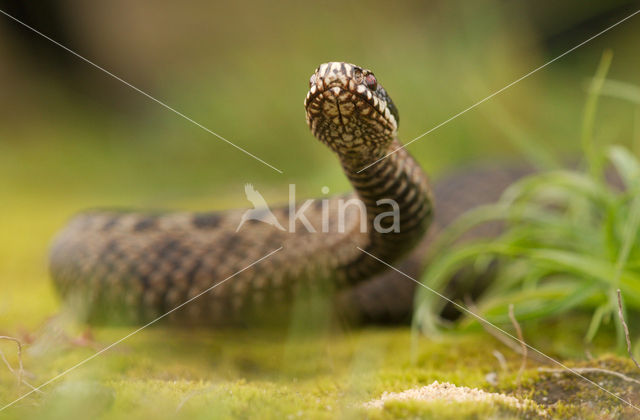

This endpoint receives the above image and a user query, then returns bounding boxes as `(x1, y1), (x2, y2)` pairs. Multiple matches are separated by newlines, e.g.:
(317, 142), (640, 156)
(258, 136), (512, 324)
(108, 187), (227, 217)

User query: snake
(49, 62), (524, 325)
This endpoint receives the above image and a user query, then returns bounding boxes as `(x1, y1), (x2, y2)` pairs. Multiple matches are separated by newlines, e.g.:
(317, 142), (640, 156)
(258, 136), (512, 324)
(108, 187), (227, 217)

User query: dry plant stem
(585, 349), (594, 361)
(0, 338), (43, 394)
(538, 367), (640, 385)
(0, 349), (16, 380)
(464, 297), (547, 364)
(616, 289), (640, 370)
(509, 304), (527, 384)
(0, 336), (23, 386)
(492, 350), (508, 372)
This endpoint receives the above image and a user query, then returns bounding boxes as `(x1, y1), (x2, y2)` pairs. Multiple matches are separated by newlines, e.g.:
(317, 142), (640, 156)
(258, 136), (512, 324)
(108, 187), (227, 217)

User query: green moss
(1, 324), (638, 419)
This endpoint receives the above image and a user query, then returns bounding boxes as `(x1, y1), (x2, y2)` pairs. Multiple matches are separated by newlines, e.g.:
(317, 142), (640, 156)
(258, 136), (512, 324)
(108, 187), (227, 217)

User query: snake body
(50, 62), (434, 325)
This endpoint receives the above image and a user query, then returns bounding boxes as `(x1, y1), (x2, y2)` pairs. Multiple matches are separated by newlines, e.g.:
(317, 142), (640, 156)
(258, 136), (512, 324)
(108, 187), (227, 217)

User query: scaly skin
(49, 62), (433, 325)
(336, 165), (532, 324)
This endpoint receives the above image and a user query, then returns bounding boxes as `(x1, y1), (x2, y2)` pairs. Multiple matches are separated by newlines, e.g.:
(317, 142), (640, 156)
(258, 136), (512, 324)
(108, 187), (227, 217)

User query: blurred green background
(1, 0), (639, 328)
(1, 1), (640, 417)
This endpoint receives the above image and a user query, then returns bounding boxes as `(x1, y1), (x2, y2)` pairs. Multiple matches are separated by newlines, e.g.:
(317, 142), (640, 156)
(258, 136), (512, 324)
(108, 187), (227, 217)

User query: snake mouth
(304, 83), (394, 124)
(304, 84), (397, 154)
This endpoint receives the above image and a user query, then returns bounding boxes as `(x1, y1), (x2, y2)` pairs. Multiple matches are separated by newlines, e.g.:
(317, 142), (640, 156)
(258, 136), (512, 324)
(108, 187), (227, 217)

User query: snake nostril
(353, 68), (363, 83)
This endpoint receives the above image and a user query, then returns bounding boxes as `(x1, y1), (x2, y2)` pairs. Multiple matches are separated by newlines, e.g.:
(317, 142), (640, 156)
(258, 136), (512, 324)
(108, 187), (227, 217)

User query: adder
(50, 62), (524, 325)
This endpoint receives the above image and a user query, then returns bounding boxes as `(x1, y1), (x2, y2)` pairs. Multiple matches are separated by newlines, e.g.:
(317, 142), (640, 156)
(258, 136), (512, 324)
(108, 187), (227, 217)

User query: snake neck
(334, 138), (433, 284)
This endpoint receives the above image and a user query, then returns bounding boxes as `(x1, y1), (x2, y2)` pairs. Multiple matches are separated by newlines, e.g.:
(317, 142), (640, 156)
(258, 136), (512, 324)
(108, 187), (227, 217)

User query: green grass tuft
(415, 53), (640, 354)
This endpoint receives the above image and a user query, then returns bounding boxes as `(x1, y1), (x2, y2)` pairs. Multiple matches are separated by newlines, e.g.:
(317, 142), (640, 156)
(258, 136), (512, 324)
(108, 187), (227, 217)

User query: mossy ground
(1, 319), (639, 419)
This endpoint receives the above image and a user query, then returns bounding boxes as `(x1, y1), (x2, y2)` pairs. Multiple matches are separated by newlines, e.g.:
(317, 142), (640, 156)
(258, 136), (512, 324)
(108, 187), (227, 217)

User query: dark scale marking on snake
(49, 62), (529, 325)
(192, 213), (222, 229)
(133, 217), (157, 232)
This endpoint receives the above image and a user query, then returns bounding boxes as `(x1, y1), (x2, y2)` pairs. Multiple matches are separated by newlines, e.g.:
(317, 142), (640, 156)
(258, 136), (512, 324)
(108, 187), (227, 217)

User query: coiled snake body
(50, 62), (437, 325)
(50, 62), (528, 325)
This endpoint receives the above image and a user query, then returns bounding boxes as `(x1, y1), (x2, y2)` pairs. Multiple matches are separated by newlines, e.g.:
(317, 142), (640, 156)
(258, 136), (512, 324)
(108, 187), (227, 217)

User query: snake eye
(365, 74), (377, 90)
(309, 74), (316, 87)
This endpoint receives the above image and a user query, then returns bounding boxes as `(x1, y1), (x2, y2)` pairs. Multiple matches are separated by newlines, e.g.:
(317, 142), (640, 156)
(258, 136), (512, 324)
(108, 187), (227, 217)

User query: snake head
(304, 62), (400, 165)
